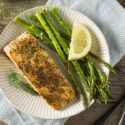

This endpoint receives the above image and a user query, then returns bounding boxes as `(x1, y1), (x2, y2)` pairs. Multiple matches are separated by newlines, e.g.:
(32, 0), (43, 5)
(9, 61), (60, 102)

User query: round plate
(0, 6), (110, 119)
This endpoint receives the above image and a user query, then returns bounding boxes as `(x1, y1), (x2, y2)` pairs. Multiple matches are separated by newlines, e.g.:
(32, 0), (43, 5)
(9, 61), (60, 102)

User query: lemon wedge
(68, 21), (92, 60)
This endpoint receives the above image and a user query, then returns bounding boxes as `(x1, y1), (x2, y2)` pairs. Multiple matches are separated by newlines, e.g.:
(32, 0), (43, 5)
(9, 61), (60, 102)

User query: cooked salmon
(4, 32), (76, 110)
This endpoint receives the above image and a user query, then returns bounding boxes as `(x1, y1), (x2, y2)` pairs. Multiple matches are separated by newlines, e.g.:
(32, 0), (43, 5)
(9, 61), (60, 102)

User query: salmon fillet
(4, 33), (76, 110)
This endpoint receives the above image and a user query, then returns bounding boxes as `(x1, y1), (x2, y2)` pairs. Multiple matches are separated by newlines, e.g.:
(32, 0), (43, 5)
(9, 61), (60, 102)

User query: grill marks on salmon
(4, 33), (76, 110)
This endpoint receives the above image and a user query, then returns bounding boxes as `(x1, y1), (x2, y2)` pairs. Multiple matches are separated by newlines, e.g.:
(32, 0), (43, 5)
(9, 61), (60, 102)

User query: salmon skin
(4, 33), (76, 110)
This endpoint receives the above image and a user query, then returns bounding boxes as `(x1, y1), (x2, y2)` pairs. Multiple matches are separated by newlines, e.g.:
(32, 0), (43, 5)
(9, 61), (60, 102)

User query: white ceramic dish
(0, 6), (110, 119)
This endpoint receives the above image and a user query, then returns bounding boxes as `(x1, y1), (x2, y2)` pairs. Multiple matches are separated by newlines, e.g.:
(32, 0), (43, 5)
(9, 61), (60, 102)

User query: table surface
(0, 0), (125, 125)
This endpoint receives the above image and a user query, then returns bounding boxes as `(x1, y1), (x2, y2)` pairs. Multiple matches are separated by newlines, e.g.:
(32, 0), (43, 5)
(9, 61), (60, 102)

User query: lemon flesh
(68, 21), (92, 60)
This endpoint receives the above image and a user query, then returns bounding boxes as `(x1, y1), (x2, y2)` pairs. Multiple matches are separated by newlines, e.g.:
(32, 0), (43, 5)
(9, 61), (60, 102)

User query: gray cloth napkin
(0, 0), (125, 125)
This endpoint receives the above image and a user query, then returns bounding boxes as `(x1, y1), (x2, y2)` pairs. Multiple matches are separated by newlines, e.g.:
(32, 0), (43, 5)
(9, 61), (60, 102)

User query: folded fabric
(0, 0), (125, 125)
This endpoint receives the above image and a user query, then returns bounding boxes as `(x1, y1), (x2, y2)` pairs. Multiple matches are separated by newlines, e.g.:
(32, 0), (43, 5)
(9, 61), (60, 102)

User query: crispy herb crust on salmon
(4, 33), (76, 110)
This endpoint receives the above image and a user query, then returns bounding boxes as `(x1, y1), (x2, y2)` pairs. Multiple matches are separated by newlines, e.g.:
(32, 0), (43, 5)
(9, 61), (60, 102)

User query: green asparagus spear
(14, 17), (41, 36)
(50, 7), (72, 36)
(8, 69), (38, 95)
(67, 66), (88, 106)
(84, 57), (95, 102)
(14, 17), (54, 49)
(89, 52), (116, 74)
(93, 64), (109, 103)
(27, 15), (45, 30)
(42, 9), (69, 55)
(36, 12), (66, 62)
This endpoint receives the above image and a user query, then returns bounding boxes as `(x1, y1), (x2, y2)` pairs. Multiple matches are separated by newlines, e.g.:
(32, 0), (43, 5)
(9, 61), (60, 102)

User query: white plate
(0, 6), (110, 119)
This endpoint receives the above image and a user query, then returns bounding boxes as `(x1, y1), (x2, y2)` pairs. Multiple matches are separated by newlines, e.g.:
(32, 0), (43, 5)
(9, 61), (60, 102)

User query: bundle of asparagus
(14, 7), (116, 107)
